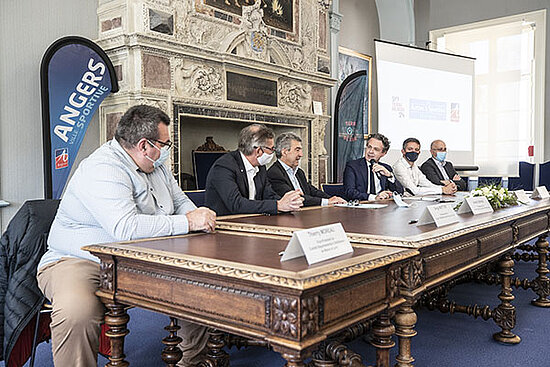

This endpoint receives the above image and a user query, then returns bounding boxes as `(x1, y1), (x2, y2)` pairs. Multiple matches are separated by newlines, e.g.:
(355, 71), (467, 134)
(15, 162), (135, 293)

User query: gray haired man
(268, 132), (346, 206)
(205, 124), (304, 216)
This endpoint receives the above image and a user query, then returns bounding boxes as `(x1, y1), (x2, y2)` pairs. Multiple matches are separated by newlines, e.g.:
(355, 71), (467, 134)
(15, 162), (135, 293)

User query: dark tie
(369, 163), (376, 195)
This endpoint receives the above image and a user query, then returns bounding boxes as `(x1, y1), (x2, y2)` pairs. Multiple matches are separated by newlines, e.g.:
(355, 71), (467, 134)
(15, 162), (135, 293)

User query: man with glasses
(420, 139), (467, 191)
(37, 105), (216, 367)
(205, 124), (304, 216)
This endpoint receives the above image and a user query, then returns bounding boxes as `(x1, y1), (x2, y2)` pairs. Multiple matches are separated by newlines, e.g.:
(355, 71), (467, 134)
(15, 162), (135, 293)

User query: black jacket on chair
(267, 160), (329, 207)
(420, 158), (468, 191)
(205, 150), (280, 216)
(0, 199), (59, 365)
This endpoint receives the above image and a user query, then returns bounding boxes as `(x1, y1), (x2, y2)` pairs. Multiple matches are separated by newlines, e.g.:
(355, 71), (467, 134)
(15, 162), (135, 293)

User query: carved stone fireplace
(96, 0), (334, 187)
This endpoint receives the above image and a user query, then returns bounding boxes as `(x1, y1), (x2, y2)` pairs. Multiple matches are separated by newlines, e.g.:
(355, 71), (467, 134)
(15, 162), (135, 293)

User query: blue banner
(41, 37), (118, 199)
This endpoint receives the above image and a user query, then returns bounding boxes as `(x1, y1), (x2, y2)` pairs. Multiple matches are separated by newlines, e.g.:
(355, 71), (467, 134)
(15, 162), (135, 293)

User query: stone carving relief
(239, 0), (269, 61)
(278, 80), (312, 112)
(174, 59), (223, 100)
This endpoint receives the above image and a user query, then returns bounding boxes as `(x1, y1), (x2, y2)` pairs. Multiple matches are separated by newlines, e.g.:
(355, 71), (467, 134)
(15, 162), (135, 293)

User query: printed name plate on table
(531, 186), (550, 199)
(334, 203), (388, 209)
(514, 189), (530, 203)
(457, 196), (493, 215)
(280, 223), (353, 265)
(416, 203), (459, 227)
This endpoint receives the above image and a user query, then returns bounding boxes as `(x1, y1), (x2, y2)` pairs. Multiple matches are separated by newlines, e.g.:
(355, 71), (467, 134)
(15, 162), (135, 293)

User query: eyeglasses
(149, 139), (173, 149)
(254, 145), (275, 153)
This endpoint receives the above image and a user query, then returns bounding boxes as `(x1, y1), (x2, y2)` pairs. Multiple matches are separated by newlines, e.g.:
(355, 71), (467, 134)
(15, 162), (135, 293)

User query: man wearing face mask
(205, 124), (304, 216)
(420, 139), (467, 191)
(393, 137), (457, 196)
(36, 105), (216, 367)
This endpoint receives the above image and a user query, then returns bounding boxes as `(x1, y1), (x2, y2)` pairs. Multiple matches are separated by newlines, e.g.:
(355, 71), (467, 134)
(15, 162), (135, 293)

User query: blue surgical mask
(405, 151), (419, 162)
(436, 151), (447, 162)
(146, 140), (171, 168)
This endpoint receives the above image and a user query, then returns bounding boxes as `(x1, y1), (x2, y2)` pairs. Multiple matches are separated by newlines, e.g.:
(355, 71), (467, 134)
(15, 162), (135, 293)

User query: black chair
(478, 177), (503, 187)
(539, 161), (550, 190)
(192, 151), (226, 190)
(508, 161), (535, 191)
(321, 183), (346, 200)
(184, 190), (206, 207)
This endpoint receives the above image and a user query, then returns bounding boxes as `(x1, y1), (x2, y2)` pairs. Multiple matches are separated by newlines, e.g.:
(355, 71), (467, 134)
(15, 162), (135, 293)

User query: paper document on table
(334, 203), (388, 209)
(393, 194), (410, 207)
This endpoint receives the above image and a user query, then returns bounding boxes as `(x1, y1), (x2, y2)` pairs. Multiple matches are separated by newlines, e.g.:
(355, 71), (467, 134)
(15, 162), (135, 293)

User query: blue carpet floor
(8, 260), (550, 366)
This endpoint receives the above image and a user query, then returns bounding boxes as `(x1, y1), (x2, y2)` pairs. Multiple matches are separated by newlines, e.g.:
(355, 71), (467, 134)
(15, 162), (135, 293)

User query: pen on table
(408, 219), (418, 224)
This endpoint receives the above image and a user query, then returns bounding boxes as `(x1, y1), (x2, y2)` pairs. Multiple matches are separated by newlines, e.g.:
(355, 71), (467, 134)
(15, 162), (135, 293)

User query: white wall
(414, 0), (550, 160)
(0, 0), (100, 231)
(339, 0), (380, 130)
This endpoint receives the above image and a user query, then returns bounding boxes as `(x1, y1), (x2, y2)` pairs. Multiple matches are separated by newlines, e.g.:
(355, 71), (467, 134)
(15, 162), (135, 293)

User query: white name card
(514, 189), (530, 203)
(416, 203), (459, 227)
(457, 196), (494, 215)
(280, 223), (353, 265)
(393, 193), (410, 207)
(531, 186), (550, 199)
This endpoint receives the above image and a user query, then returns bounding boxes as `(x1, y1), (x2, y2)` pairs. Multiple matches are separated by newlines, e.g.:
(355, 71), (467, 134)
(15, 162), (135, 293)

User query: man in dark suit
(205, 124), (304, 216)
(420, 139), (467, 191)
(344, 133), (404, 201)
(268, 132), (346, 207)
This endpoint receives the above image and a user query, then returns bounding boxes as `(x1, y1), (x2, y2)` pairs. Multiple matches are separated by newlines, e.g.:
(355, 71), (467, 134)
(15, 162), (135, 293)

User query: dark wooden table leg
(394, 300), (416, 367)
(161, 318), (183, 367)
(282, 352), (306, 367)
(531, 234), (550, 307)
(104, 303), (130, 367)
(198, 328), (229, 367)
(493, 253), (521, 344)
(371, 312), (395, 367)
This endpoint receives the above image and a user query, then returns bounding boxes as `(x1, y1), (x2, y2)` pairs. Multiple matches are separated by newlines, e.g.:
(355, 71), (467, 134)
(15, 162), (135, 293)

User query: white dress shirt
(38, 138), (197, 269)
(240, 152), (259, 200)
(279, 160), (328, 206)
(393, 156), (442, 195)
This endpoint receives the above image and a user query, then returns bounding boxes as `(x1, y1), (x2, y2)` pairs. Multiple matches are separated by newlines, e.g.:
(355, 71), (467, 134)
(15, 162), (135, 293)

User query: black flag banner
(333, 71), (367, 182)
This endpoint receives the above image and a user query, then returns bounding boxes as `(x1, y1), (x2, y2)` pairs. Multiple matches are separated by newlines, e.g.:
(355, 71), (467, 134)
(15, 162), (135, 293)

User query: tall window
(430, 10), (546, 176)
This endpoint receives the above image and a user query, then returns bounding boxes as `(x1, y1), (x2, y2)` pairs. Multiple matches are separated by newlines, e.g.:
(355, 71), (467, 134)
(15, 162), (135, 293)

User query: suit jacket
(343, 158), (404, 201)
(205, 150), (280, 216)
(267, 160), (330, 207)
(420, 158), (467, 191)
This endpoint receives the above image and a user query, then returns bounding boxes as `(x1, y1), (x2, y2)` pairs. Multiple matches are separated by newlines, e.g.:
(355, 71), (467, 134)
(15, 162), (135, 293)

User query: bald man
(420, 139), (467, 191)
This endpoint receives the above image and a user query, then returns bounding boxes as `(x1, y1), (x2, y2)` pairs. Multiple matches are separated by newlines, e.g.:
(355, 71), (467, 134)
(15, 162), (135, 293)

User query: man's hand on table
(186, 207), (217, 233)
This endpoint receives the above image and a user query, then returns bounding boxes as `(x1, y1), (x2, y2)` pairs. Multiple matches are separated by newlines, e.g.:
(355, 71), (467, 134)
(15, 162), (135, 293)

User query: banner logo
(54, 148), (69, 169)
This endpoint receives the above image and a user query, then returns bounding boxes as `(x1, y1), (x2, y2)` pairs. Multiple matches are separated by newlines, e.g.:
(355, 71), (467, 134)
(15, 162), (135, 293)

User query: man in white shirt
(267, 132), (346, 206)
(37, 105), (216, 367)
(393, 137), (457, 196)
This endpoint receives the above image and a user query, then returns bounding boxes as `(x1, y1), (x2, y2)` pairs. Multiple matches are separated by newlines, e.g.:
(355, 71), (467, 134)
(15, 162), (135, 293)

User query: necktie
(369, 163), (376, 195)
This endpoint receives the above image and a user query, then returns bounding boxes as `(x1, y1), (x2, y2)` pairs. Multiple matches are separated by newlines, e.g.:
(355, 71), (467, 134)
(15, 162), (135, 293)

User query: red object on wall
(528, 145), (534, 157)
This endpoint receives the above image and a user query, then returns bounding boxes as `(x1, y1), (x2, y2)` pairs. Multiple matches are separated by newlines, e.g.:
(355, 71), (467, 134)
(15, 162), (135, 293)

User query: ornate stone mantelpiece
(96, 0), (334, 186)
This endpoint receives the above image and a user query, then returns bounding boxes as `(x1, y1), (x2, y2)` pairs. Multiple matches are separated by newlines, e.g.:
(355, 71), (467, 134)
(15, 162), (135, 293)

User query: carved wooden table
(84, 230), (418, 367)
(217, 197), (550, 366)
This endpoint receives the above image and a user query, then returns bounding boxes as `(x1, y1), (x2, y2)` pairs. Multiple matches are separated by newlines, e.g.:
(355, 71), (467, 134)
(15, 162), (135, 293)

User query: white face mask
(146, 140), (171, 169)
(257, 151), (274, 166)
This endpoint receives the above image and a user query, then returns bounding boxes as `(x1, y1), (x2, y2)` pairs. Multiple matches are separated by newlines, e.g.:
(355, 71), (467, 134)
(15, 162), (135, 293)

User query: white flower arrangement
(456, 184), (518, 210)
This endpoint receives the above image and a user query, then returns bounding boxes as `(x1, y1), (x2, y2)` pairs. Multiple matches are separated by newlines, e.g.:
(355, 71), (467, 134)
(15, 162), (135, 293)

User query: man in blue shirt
(37, 105), (216, 367)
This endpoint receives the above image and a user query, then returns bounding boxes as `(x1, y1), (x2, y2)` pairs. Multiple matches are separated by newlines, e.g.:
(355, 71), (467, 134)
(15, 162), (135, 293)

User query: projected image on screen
(375, 40), (475, 166)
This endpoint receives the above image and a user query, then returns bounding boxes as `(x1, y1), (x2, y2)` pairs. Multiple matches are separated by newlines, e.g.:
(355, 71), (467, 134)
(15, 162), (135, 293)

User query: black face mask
(405, 151), (419, 162)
